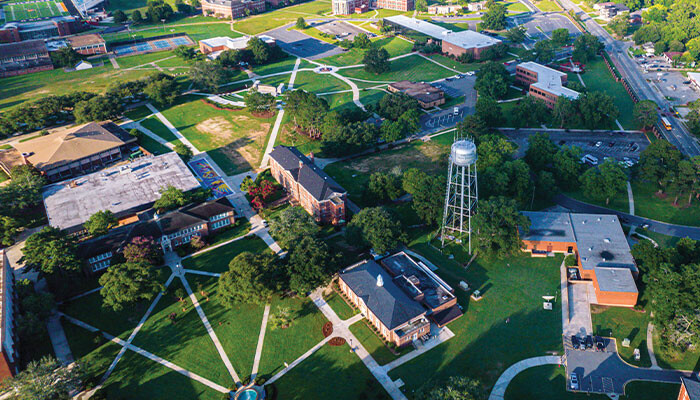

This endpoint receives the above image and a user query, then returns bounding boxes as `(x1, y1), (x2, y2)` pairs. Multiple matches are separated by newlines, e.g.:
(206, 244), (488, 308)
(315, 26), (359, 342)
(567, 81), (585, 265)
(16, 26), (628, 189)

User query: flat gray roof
(385, 15), (501, 50)
(570, 214), (636, 271)
(42, 153), (201, 231)
(385, 15), (451, 38)
(442, 29), (501, 50)
(521, 211), (575, 243)
(594, 267), (637, 293)
(518, 62), (580, 99)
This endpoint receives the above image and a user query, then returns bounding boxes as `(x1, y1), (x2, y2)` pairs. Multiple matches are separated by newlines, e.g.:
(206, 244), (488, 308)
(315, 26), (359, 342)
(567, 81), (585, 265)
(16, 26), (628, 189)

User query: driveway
(266, 26), (344, 60)
(565, 282), (593, 338)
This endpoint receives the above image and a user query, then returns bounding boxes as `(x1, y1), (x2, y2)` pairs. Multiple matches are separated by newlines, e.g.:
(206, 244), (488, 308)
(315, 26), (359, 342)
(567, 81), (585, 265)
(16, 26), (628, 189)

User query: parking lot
(421, 75), (477, 132)
(312, 20), (369, 41)
(511, 13), (581, 43)
(632, 55), (700, 107)
(266, 26), (344, 59)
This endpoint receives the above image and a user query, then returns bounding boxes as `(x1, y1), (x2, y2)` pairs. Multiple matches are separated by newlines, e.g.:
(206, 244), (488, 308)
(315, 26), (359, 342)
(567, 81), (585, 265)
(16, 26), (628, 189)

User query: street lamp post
(161, 18), (166, 33)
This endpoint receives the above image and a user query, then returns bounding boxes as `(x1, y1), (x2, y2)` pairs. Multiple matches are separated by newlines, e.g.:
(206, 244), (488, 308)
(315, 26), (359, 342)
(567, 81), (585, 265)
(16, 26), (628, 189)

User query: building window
(91, 259), (111, 272)
(212, 219), (231, 229)
(88, 252), (112, 264)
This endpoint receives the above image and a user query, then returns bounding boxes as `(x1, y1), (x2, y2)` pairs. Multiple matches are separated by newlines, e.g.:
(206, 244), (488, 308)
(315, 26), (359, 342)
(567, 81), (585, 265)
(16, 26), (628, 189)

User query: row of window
(164, 224), (205, 240)
(88, 252), (112, 264)
(210, 213), (230, 222)
(91, 259), (110, 272)
(212, 219), (231, 229)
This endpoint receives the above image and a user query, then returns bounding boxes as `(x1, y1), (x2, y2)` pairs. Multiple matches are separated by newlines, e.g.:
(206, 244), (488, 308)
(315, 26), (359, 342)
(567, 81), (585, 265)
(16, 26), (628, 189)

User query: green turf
(138, 134), (173, 155)
(591, 305), (651, 367)
(251, 57), (298, 77)
(61, 320), (123, 386)
(349, 321), (403, 366)
(206, 220), (252, 247)
(103, 22), (241, 45)
(125, 105), (153, 121)
(534, 0), (562, 11)
(115, 51), (179, 69)
(323, 290), (356, 320)
(272, 343), (391, 400)
(633, 228), (681, 249)
(131, 279), (234, 387)
(319, 91), (354, 110)
(232, 0), (332, 35)
(387, 234), (564, 395)
(186, 274), (265, 381)
(2, 0), (68, 22)
(181, 236), (271, 273)
(256, 295), (329, 380)
(292, 70), (349, 93)
(338, 54), (455, 82)
(0, 170), (9, 184)
(101, 349), (224, 399)
(563, 182), (630, 215)
(426, 53), (480, 73)
(141, 115), (178, 142)
(630, 180), (700, 227)
(505, 1), (529, 13)
(273, 113), (324, 156)
(321, 36), (413, 67)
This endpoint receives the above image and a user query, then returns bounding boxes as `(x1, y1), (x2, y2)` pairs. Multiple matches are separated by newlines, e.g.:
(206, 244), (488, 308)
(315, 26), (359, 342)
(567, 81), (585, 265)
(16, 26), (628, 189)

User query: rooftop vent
(603, 238), (611, 243)
(376, 274), (384, 287)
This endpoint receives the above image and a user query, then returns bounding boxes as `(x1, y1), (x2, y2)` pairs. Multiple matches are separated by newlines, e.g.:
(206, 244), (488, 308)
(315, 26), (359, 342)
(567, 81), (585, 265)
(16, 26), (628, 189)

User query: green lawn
(61, 320), (123, 388)
(633, 228), (681, 249)
(591, 305), (651, 367)
(321, 36), (414, 67)
(272, 343), (391, 400)
(256, 295), (329, 380)
(138, 134), (173, 156)
(338, 54), (455, 82)
(251, 57), (298, 77)
(0, 170), (8, 184)
(131, 279), (234, 387)
(187, 275), (265, 381)
(233, 0), (332, 35)
(319, 91), (355, 110)
(141, 116), (178, 142)
(100, 349), (224, 400)
(103, 22), (241, 45)
(387, 234), (564, 395)
(504, 364), (679, 400)
(181, 236), (271, 273)
(630, 180), (700, 227)
(273, 113), (324, 156)
(358, 87), (388, 107)
(116, 51), (179, 69)
(207, 220), (252, 247)
(125, 105), (153, 121)
(564, 182), (630, 214)
(323, 290), (356, 320)
(534, 0), (562, 11)
(292, 71), (349, 93)
(158, 96), (274, 174)
(505, 1), (529, 13)
(426, 53), (479, 73)
(349, 321), (402, 366)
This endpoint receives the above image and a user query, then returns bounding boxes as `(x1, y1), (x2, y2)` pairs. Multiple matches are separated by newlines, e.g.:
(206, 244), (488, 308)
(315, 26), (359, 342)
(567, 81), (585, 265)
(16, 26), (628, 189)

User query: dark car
(595, 336), (605, 351)
(571, 335), (580, 349)
(585, 335), (594, 349)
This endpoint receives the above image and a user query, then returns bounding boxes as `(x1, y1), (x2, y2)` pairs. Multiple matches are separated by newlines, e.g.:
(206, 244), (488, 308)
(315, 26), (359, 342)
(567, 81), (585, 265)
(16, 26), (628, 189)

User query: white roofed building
(515, 61), (580, 108)
(199, 35), (276, 59)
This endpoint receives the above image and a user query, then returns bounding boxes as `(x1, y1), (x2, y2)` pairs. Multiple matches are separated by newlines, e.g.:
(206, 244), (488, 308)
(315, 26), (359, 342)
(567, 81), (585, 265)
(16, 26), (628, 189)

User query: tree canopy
(244, 88), (276, 113)
(5, 356), (83, 400)
(363, 47), (391, 75)
(346, 207), (404, 254)
(287, 237), (337, 294)
(99, 262), (164, 312)
(84, 210), (117, 237)
(403, 168), (446, 226)
(21, 227), (81, 275)
(268, 206), (320, 249)
(218, 252), (278, 305)
(472, 197), (528, 259)
(481, 2), (507, 30)
(153, 185), (189, 212)
(417, 376), (484, 400)
(579, 159), (628, 205)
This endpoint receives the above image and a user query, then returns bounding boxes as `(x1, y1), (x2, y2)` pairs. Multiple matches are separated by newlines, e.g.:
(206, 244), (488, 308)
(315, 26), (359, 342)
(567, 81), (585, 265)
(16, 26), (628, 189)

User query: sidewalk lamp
(161, 18), (166, 32)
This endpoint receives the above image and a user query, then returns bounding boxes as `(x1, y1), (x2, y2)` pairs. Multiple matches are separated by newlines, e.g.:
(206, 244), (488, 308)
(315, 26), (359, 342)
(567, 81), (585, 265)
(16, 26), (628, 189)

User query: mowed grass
(338, 54), (455, 82)
(591, 305), (651, 367)
(256, 295), (329, 379)
(427, 53), (480, 73)
(103, 21), (241, 44)
(320, 36), (414, 67)
(233, 0), (332, 35)
(273, 113), (324, 156)
(250, 57), (298, 76)
(323, 290), (356, 320)
(141, 115), (178, 142)
(138, 133), (173, 155)
(534, 0), (562, 11)
(187, 275), (264, 381)
(387, 235), (564, 395)
(349, 321), (402, 366)
(272, 343), (391, 400)
(504, 365), (679, 400)
(61, 321), (123, 387)
(181, 236), (271, 273)
(3, 0), (68, 22)
(101, 350), (224, 400)
(292, 70), (349, 93)
(157, 96), (274, 174)
(131, 279), (234, 387)
(631, 180), (700, 227)
(563, 182), (630, 214)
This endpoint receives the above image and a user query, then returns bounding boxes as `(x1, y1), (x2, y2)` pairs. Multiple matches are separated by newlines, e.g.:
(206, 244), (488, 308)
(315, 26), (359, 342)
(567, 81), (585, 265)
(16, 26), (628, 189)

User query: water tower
(441, 137), (478, 254)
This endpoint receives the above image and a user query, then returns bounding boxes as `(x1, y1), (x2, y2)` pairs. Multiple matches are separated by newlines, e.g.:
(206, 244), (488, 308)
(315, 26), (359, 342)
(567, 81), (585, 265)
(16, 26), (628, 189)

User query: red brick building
(515, 61), (580, 109)
(376, 0), (413, 11)
(201, 0), (266, 19)
(0, 39), (54, 77)
(0, 251), (18, 381)
(66, 34), (107, 55)
(0, 16), (83, 43)
(269, 146), (347, 225)
(387, 80), (445, 108)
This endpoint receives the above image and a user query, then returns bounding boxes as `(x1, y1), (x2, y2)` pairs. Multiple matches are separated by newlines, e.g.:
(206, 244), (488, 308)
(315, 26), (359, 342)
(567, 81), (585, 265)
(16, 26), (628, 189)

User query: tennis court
(112, 35), (194, 57)
(2, 0), (69, 22)
(188, 159), (233, 199)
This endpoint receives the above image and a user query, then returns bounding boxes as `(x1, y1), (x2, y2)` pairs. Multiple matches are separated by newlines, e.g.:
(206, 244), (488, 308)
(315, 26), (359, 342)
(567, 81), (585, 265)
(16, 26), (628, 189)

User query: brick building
(269, 146), (347, 225)
(201, 0), (266, 19)
(0, 251), (17, 381)
(387, 80), (445, 108)
(0, 16), (83, 43)
(515, 61), (580, 108)
(0, 39), (54, 77)
(332, 0), (369, 14)
(158, 198), (236, 251)
(679, 377), (700, 400)
(339, 259), (431, 347)
(66, 33), (107, 55)
(199, 35), (276, 58)
(520, 212), (638, 307)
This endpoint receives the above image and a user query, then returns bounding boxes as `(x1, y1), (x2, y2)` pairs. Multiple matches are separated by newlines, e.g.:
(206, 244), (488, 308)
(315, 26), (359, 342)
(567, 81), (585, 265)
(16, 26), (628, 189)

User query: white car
(595, 141), (602, 147)
(570, 373), (579, 390)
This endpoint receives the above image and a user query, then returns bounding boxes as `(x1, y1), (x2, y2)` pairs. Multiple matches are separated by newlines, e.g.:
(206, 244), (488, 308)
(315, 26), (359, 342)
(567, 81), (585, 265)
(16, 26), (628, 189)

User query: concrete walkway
(266, 336), (333, 385)
(417, 53), (462, 74)
(183, 269), (221, 277)
(47, 314), (74, 365)
(145, 103), (202, 155)
(250, 304), (271, 380)
(627, 181), (635, 215)
(330, 71), (365, 111)
(647, 322), (661, 370)
(488, 356), (562, 400)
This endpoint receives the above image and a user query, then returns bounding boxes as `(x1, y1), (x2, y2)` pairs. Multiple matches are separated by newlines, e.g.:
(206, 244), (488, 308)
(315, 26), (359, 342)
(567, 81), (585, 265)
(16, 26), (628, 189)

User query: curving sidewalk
(488, 356), (562, 400)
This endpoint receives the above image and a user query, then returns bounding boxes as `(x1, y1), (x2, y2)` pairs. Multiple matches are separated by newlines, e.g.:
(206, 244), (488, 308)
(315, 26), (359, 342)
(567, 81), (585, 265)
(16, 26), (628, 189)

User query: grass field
(292, 70), (349, 93)
(181, 236), (271, 273)
(141, 116), (178, 142)
(233, 0), (332, 35)
(349, 321), (403, 366)
(534, 0), (562, 11)
(157, 96), (274, 174)
(3, 0), (69, 23)
(320, 36), (414, 67)
(103, 22), (241, 45)
(630, 180), (700, 227)
(563, 183), (630, 214)
(426, 53), (479, 73)
(323, 290), (356, 320)
(591, 305), (651, 367)
(504, 365), (679, 400)
(338, 54), (455, 82)
(138, 132), (174, 155)
(250, 56), (298, 76)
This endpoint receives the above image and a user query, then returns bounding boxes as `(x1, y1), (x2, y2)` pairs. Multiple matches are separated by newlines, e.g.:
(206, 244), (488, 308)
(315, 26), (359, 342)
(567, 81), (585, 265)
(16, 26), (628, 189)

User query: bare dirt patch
(347, 142), (448, 174)
(210, 119), (271, 170)
(196, 116), (236, 146)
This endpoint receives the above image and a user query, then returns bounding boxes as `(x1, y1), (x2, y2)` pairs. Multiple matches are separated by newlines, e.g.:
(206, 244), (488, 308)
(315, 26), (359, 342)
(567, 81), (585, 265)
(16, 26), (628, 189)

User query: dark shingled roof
(157, 198), (234, 235)
(340, 260), (425, 330)
(77, 220), (162, 259)
(269, 146), (346, 202)
(184, 198), (234, 221)
(682, 377), (700, 400)
(0, 39), (49, 58)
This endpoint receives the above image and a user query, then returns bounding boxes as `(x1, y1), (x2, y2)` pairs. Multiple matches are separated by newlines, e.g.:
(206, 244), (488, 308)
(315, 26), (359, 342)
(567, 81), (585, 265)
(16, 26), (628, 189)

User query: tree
(638, 140), (682, 193)
(5, 356), (83, 400)
(551, 28), (570, 46)
(456, 115), (488, 143)
(418, 376), (484, 400)
(21, 227), (81, 275)
(472, 197), (528, 259)
(84, 210), (117, 237)
(218, 252), (277, 305)
(122, 236), (161, 265)
(552, 97), (577, 128)
(377, 92), (420, 121)
(173, 142), (193, 161)
(608, 14), (630, 38)
(248, 36), (273, 65)
(153, 185), (188, 212)
(50, 46), (81, 68)
(321, 121), (379, 156)
(73, 95), (123, 123)
(363, 47), (391, 75)
(536, 170), (558, 201)
(553, 145), (583, 190)
(295, 17), (307, 29)
(524, 132), (557, 172)
(633, 100), (658, 129)
(402, 168), (445, 226)
(244, 88), (276, 113)
(143, 74), (178, 106)
(146, 0), (174, 22)
(475, 96), (502, 127)
(481, 2), (506, 30)
(346, 207), (404, 254)
(284, 89), (330, 138)
(131, 9), (143, 23)
(368, 171), (403, 202)
(269, 306), (292, 329)
(688, 110), (700, 137)
(534, 39), (555, 62)
(0, 215), (19, 246)
(175, 0), (192, 13)
(512, 96), (549, 128)
(99, 262), (164, 311)
(415, 0), (427, 12)
(580, 159), (627, 205)
(505, 26), (526, 43)
(173, 45), (197, 60)
(217, 49), (247, 68)
(0, 165), (46, 213)
(476, 134), (516, 171)
(572, 34), (603, 62)
(268, 206), (320, 249)
(576, 91), (619, 129)
(113, 9), (127, 23)
(353, 33), (371, 49)
(188, 61), (225, 92)
(287, 237), (337, 294)
(475, 61), (509, 99)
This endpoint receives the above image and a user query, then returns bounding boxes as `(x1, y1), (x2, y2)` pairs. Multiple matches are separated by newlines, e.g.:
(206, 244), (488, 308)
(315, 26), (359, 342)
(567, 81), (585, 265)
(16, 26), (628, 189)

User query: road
(555, 0), (700, 157)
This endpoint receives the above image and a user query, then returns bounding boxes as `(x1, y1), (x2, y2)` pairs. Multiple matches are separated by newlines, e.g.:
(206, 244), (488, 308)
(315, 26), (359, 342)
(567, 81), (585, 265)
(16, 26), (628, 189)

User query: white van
(581, 154), (599, 165)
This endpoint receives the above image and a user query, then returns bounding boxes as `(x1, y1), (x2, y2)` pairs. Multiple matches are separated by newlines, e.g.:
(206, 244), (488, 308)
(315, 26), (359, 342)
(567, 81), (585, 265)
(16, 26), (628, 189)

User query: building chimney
(299, 160), (304, 170)
(376, 274), (384, 287)
(308, 152), (315, 164)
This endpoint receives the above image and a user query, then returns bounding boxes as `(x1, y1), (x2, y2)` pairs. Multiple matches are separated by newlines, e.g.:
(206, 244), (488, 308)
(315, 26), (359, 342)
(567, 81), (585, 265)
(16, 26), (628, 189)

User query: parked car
(595, 336), (605, 351)
(595, 141), (602, 147)
(571, 335), (580, 348)
(570, 373), (579, 390)
(581, 154), (599, 165)
(585, 335), (594, 349)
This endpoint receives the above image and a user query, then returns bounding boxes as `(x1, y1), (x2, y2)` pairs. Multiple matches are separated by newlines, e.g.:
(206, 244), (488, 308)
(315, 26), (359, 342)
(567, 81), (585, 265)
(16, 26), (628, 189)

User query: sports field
(2, 0), (70, 22)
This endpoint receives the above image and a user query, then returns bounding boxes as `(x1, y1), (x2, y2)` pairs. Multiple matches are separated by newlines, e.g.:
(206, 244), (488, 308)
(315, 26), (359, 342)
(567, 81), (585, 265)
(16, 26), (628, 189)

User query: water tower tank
(450, 139), (477, 166)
